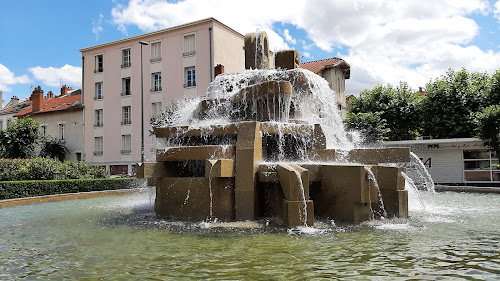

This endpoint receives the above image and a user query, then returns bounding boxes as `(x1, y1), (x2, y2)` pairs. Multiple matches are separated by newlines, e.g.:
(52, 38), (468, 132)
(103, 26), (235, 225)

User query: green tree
(344, 111), (390, 144)
(420, 68), (491, 138)
(476, 104), (500, 159)
(40, 137), (70, 161)
(0, 117), (41, 158)
(349, 82), (422, 141)
(487, 70), (500, 106)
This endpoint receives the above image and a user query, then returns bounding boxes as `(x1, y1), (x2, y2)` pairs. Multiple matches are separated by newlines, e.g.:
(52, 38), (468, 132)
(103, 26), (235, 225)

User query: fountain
(137, 31), (411, 227)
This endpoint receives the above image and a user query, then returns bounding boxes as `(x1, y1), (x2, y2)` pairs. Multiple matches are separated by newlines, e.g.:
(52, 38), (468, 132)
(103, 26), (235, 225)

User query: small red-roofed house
(14, 85), (84, 161)
(300, 57), (350, 117)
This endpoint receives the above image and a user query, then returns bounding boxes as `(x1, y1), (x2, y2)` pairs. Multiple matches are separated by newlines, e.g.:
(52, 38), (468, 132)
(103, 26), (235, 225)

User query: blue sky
(1, 0), (500, 102)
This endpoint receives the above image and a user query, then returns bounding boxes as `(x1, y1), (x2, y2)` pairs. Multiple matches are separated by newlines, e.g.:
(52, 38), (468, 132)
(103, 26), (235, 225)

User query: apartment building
(300, 57), (351, 117)
(80, 18), (244, 174)
(14, 86), (84, 161)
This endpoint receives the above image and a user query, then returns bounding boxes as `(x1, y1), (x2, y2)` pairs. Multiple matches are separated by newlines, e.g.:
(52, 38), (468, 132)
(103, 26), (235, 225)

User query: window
(122, 78), (131, 96)
(183, 34), (195, 56)
(151, 42), (161, 62)
(94, 109), (103, 127)
(151, 102), (162, 117)
(463, 150), (499, 182)
(41, 125), (47, 136)
(184, 67), (196, 88)
(122, 106), (131, 125)
(94, 137), (103, 155)
(121, 134), (131, 154)
(95, 82), (103, 100)
(151, 72), (162, 92)
(337, 77), (341, 93)
(122, 49), (131, 68)
(95, 54), (103, 73)
(337, 102), (342, 111)
(59, 124), (65, 140)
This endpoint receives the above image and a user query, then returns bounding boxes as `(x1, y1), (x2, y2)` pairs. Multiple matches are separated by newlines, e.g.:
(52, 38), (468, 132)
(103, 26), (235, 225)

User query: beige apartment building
(80, 18), (244, 174)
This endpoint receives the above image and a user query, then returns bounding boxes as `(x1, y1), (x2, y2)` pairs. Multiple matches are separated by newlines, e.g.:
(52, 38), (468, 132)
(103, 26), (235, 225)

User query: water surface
(1, 190), (499, 280)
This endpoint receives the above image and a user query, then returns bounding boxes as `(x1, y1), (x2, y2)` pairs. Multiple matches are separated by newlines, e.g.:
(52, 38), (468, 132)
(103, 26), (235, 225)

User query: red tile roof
(0, 100), (31, 116)
(300, 57), (350, 79)
(14, 92), (82, 117)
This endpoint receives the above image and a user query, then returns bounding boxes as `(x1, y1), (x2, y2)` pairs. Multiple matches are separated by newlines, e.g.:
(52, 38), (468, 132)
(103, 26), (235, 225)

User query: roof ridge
(300, 57), (341, 64)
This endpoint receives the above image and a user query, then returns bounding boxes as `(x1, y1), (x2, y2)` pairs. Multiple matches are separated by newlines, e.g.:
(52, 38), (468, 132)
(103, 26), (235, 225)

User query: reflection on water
(1, 190), (500, 280)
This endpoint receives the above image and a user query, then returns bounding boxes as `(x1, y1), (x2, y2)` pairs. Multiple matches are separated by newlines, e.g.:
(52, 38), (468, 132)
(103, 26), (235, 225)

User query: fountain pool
(1, 189), (500, 280)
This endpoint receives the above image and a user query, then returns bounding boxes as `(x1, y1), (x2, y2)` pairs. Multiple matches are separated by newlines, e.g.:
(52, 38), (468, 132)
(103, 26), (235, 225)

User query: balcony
(151, 86), (162, 92)
(121, 62), (131, 68)
(150, 57), (162, 63)
(184, 81), (196, 88)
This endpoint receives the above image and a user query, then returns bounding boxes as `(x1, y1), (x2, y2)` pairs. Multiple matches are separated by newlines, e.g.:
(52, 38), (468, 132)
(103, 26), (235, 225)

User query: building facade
(14, 86), (84, 161)
(385, 138), (499, 185)
(79, 18), (244, 174)
(300, 58), (351, 117)
(0, 96), (29, 130)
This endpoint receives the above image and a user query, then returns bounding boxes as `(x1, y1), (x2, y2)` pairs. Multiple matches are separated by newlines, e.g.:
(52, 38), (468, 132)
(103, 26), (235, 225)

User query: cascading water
(292, 169), (308, 227)
(408, 152), (435, 193)
(367, 168), (388, 219)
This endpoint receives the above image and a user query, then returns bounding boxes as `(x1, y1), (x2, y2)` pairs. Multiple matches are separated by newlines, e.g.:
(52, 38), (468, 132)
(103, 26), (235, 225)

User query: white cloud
(302, 51), (311, 59)
(0, 64), (31, 92)
(495, 0), (500, 21)
(92, 14), (104, 41)
(110, 0), (499, 94)
(29, 65), (82, 88)
(283, 29), (296, 45)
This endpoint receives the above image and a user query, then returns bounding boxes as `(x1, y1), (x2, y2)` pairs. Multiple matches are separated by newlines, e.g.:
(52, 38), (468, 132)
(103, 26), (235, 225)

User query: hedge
(0, 158), (108, 181)
(0, 178), (143, 200)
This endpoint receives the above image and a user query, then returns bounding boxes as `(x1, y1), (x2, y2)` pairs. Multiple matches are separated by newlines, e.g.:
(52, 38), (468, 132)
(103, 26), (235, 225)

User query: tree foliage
(420, 68), (491, 138)
(0, 117), (42, 159)
(349, 82), (422, 141)
(344, 111), (390, 144)
(475, 104), (500, 158)
(40, 137), (70, 161)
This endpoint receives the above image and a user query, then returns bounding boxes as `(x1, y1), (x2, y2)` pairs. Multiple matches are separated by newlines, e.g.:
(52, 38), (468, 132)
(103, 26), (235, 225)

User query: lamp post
(139, 41), (149, 164)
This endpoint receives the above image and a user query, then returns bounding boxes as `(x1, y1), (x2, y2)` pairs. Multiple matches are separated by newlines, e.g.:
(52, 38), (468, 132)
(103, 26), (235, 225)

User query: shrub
(0, 178), (139, 200)
(0, 158), (108, 181)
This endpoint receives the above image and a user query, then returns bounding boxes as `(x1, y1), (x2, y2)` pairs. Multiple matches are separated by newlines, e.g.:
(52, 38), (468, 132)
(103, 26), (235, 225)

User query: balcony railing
(94, 95), (103, 100)
(121, 91), (131, 96)
(121, 120), (131, 125)
(150, 57), (162, 63)
(151, 86), (162, 92)
(121, 62), (131, 68)
(94, 67), (103, 73)
(94, 123), (103, 127)
(183, 51), (196, 57)
(184, 81), (196, 88)
(93, 151), (103, 156)
(120, 149), (131, 154)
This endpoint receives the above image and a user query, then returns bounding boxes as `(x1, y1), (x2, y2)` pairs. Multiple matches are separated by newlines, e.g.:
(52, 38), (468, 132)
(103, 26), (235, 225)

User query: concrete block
(275, 49), (300, 70)
(156, 145), (235, 162)
(317, 165), (372, 222)
(205, 159), (235, 177)
(299, 164), (322, 182)
(244, 31), (269, 69)
(155, 177), (234, 220)
(235, 122), (263, 220)
(378, 189), (408, 218)
(277, 164), (309, 201)
(348, 148), (411, 164)
(155, 124), (238, 138)
(282, 199), (314, 227)
(136, 162), (169, 178)
(373, 166), (405, 191)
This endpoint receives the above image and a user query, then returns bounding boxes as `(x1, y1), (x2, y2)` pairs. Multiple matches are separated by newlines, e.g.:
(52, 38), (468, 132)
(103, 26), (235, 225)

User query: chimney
(60, 85), (72, 95)
(214, 64), (224, 78)
(31, 86), (44, 112)
(10, 96), (19, 105)
(47, 91), (54, 99)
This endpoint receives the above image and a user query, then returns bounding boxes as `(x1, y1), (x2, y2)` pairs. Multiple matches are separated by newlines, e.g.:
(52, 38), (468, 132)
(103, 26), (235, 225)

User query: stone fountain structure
(137, 31), (410, 227)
